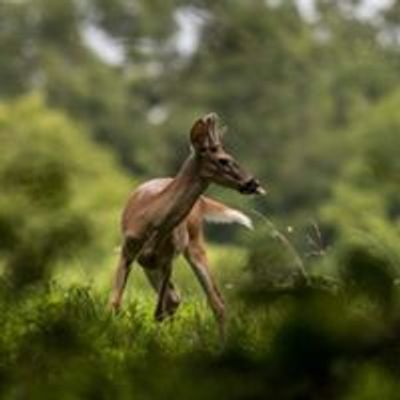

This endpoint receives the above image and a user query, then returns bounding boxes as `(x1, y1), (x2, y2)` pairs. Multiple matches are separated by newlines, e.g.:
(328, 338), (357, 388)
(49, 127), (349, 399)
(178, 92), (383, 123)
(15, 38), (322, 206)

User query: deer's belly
(138, 224), (189, 269)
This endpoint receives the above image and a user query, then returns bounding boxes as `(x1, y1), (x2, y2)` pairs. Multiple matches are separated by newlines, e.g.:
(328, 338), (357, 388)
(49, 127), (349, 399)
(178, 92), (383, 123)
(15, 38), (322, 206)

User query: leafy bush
(0, 94), (132, 290)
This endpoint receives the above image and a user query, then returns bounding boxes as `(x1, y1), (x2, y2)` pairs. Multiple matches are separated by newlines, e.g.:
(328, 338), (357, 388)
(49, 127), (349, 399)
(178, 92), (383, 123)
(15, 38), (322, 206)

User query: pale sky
(297, 0), (393, 21)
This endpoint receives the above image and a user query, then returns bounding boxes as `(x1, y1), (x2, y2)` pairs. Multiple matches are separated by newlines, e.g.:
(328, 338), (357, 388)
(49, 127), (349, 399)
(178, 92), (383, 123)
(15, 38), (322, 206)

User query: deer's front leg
(109, 236), (142, 313)
(144, 268), (181, 318)
(184, 244), (225, 339)
(154, 263), (173, 321)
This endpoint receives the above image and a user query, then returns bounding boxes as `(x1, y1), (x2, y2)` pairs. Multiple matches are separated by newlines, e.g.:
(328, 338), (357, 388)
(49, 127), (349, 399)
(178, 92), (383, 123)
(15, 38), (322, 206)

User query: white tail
(201, 197), (253, 230)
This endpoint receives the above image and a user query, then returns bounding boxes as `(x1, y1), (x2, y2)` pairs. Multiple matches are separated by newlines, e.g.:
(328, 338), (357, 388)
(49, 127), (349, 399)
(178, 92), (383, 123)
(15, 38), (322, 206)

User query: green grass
(2, 243), (400, 399)
(54, 244), (247, 303)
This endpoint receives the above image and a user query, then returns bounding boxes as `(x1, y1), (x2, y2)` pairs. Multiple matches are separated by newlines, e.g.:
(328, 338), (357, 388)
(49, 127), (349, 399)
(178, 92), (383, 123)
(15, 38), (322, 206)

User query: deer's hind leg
(184, 236), (225, 339)
(109, 236), (142, 313)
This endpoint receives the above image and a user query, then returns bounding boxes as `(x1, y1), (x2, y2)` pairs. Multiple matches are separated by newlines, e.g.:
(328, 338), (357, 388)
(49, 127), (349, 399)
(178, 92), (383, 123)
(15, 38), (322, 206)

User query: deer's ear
(190, 118), (209, 148)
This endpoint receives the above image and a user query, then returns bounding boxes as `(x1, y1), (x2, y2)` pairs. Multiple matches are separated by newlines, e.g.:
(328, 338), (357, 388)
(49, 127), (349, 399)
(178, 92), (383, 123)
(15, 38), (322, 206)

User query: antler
(203, 112), (226, 143)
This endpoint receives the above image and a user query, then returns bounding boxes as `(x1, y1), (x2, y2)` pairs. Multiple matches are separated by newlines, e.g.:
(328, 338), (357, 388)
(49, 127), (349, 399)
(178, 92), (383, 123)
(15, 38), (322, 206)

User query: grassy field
(2, 240), (400, 400)
(55, 244), (247, 299)
(0, 244), (274, 399)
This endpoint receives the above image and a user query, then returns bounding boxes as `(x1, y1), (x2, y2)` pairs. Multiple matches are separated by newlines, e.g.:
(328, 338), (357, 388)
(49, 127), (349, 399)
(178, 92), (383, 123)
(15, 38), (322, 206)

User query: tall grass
(2, 233), (400, 399)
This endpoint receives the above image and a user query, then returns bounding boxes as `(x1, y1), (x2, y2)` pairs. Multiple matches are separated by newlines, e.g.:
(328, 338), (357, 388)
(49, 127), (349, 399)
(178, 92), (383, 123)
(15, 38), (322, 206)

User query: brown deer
(109, 113), (265, 337)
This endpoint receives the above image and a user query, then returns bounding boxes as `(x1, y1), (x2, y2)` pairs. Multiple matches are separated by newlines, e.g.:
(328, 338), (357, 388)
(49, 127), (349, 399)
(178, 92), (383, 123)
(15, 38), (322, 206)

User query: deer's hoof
(108, 300), (121, 314)
(154, 312), (165, 322)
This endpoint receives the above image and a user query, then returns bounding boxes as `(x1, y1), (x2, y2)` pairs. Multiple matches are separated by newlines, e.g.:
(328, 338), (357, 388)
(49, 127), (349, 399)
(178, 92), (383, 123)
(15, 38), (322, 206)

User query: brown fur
(109, 113), (264, 337)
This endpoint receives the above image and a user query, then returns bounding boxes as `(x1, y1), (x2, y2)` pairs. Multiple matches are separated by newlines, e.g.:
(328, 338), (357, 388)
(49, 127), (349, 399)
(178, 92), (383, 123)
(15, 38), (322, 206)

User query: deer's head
(190, 113), (266, 195)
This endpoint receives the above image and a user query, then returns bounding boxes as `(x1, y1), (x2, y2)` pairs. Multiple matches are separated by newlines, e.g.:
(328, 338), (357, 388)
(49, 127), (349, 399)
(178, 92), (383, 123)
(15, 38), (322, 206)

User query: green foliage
(244, 219), (307, 290)
(322, 90), (400, 273)
(0, 94), (132, 289)
(1, 243), (400, 400)
(2, 0), (399, 222)
(1, 0), (400, 398)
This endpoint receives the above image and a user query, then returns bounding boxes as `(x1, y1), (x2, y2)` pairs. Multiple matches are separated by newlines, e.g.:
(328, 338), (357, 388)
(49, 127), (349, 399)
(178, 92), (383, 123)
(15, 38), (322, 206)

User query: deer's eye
(210, 146), (218, 153)
(200, 146), (207, 153)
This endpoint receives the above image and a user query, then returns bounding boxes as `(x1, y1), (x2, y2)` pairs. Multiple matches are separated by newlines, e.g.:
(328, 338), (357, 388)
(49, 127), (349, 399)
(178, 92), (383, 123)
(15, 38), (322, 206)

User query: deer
(109, 113), (266, 338)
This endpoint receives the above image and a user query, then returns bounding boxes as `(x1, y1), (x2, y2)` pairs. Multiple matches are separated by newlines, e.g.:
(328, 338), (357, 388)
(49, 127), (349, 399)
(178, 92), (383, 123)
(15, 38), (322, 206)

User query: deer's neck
(156, 154), (208, 234)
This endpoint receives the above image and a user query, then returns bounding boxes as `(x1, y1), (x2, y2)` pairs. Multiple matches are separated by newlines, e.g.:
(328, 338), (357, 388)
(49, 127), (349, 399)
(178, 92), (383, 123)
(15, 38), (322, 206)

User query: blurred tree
(322, 90), (400, 270)
(0, 0), (399, 241)
(0, 94), (132, 289)
(0, 0), (171, 175)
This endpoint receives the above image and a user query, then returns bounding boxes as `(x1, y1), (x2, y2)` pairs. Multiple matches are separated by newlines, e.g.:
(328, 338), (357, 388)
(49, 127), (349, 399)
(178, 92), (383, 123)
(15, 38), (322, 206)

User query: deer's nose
(240, 178), (266, 195)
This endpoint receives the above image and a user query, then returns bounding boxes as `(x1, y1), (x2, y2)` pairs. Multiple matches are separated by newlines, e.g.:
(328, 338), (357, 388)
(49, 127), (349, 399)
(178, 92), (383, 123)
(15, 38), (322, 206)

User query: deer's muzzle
(239, 178), (266, 195)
